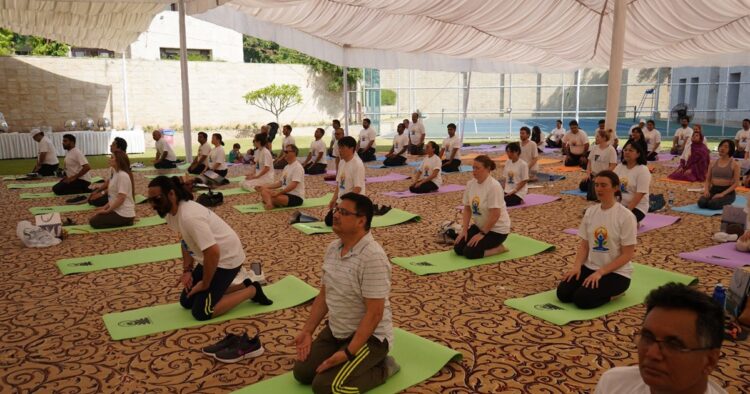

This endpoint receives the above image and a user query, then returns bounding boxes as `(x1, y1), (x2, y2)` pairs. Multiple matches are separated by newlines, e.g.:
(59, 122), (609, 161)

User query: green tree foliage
(381, 89), (397, 105)
(243, 36), (361, 92)
(243, 84), (303, 123)
(0, 29), (70, 56)
(0, 29), (14, 56)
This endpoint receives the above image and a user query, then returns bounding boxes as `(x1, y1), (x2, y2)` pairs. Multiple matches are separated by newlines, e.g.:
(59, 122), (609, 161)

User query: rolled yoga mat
(563, 213), (681, 236)
(7, 176), (103, 189)
(672, 196), (747, 217)
(325, 172), (410, 186)
(391, 234), (555, 275)
(29, 195), (147, 214)
(679, 242), (750, 269)
(234, 193), (333, 214)
(292, 209), (420, 235)
(56, 243), (182, 275)
(381, 184), (465, 198)
(63, 215), (166, 235)
(103, 275), (318, 340)
(232, 328), (462, 394)
(503, 263), (697, 325)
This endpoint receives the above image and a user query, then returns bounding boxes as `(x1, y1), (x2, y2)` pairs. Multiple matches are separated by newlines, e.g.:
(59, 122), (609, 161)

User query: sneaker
(713, 232), (730, 242)
(382, 356), (401, 378)
(66, 195), (88, 205)
(249, 262), (266, 285)
(202, 332), (241, 356)
(231, 266), (250, 287)
(289, 211), (302, 224)
(214, 333), (264, 363)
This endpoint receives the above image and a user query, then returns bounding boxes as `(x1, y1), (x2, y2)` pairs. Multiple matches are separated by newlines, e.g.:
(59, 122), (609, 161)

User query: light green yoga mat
(503, 263), (698, 325)
(7, 176), (103, 189)
(29, 195), (147, 214)
(64, 215), (166, 235)
(20, 191), (86, 199)
(132, 162), (190, 172)
(391, 234), (555, 275)
(233, 328), (462, 394)
(292, 209), (421, 235)
(103, 275), (318, 340)
(56, 243), (181, 275)
(199, 188), (254, 197)
(234, 193), (333, 214)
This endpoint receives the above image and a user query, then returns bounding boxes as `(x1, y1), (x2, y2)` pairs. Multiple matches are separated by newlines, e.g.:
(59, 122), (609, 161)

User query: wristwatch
(343, 347), (355, 361)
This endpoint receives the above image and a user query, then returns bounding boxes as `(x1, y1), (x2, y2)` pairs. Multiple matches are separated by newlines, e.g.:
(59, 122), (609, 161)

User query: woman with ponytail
(89, 151), (136, 228)
(206, 133), (228, 178)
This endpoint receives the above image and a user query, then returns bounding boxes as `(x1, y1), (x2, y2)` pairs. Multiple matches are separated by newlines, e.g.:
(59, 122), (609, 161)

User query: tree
(243, 84), (302, 123)
(0, 29), (14, 56)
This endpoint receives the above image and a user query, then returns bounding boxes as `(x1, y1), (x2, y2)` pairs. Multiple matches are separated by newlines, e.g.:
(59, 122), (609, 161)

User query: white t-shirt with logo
(614, 163), (651, 214)
(550, 127), (566, 142)
(358, 127), (377, 149)
(462, 177), (511, 234)
(588, 144), (618, 175)
(442, 135), (461, 160)
(64, 147), (91, 182)
(282, 135), (296, 151)
(108, 170), (135, 218)
(254, 147), (275, 184)
(579, 203), (636, 278)
(595, 366), (727, 394)
(393, 133), (409, 158)
(310, 139), (327, 164)
(520, 140), (539, 171)
(38, 136), (59, 165)
(409, 122), (425, 144)
(674, 126), (693, 147)
(419, 154), (443, 187)
(563, 130), (588, 155)
(735, 128), (750, 149)
(281, 160), (305, 199)
(209, 145), (227, 171)
(198, 142), (211, 164)
(166, 200), (245, 269)
(643, 128), (661, 152)
(503, 158), (529, 199)
(336, 155), (366, 203)
(155, 138), (177, 161)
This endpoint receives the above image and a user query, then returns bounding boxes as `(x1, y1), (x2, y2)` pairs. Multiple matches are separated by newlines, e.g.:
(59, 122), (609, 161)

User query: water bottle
(667, 190), (674, 208)
(712, 283), (726, 310)
(548, 173), (554, 182)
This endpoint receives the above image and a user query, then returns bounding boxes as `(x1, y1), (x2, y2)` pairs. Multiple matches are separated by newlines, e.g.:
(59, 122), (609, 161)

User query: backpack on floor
(197, 190), (223, 207)
(649, 194), (666, 212)
(436, 220), (461, 245)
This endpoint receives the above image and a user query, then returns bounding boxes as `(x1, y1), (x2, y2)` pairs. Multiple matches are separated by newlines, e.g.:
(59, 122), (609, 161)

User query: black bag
(649, 194), (665, 212)
(197, 190), (223, 207)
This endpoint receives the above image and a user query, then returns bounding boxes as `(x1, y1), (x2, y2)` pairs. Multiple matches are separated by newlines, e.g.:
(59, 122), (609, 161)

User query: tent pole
(459, 71), (471, 143)
(121, 52), (130, 130)
(575, 69), (581, 122)
(343, 66), (349, 136)
(178, 0), (193, 161)
(605, 0), (627, 134)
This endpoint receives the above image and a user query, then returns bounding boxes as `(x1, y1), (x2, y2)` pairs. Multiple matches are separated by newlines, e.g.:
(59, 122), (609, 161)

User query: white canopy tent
(3, 0), (750, 158)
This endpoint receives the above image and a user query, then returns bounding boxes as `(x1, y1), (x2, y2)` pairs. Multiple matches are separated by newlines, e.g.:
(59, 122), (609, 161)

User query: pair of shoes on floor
(289, 211), (320, 225)
(203, 332), (264, 363)
(373, 204), (392, 216)
(713, 232), (739, 243)
(66, 195), (88, 205)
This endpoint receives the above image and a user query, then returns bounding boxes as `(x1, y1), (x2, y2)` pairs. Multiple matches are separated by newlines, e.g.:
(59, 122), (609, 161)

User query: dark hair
(630, 127), (646, 141)
(338, 136), (357, 149)
(254, 132), (268, 146)
(148, 175), (194, 202)
(212, 133), (224, 146)
(645, 283), (724, 349)
(397, 123), (405, 132)
(315, 127), (325, 137)
(556, 119), (562, 124)
(340, 192), (374, 231)
(531, 126), (542, 144)
(233, 143), (241, 149)
(63, 134), (76, 144)
(505, 142), (521, 153)
(473, 154), (496, 171)
(198, 132), (207, 141)
(112, 150), (135, 199)
(113, 137), (128, 152)
(647, 119), (655, 126)
(363, 118), (371, 125)
(447, 123), (456, 131)
(267, 122), (279, 142)
(283, 124), (292, 133)
(594, 170), (622, 200)
(520, 126), (530, 134)
(286, 144), (299, 156)
(598, 119), (605, 125)
(426, 140), (439, 153)
(569, 120), (578, 127)
(719, 139), (736, 156)
(621, 140), (648, 165)
(743, 118), (750, 123)
(680, 116), (690, 122)
(332, 119), (341, 126)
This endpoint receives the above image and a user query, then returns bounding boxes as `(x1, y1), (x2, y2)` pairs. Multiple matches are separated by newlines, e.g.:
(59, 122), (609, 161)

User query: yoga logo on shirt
(255, 162), (260, 171)
(620, 178), (629, 193)
(118, 317), (152, 327)
(423, 169), (430, 177)
(339, 175), (346, 191)
(592, 226), (609, 252)
(471, 196), (481, 216)
(507, 171), (515, 185)
(282, 176), (287, 186)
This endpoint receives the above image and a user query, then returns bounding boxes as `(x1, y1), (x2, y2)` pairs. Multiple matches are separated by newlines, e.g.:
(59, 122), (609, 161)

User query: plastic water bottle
(667, 190), (675, 208)
(712, 283), (726, 310)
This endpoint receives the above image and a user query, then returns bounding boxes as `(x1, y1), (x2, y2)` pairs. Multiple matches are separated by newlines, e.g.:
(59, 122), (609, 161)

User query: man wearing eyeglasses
(257, 144), (305, 210)
(325, 136), (365, 226)
(294, 193), (399, 393)
(595, 283), (726, 393)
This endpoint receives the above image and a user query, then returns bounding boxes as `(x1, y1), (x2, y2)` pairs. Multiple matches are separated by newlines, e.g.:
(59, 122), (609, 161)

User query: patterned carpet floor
(1, 154), (749, 393)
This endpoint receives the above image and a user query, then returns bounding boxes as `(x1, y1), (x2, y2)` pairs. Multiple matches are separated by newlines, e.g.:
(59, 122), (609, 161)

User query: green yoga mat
(7, 176), (103, 189)
(233, 328), (462, 394)
(56, 243), (181, 275)
(132, 162), (190, 172)
(200, 188), (254, 197)
(503, 263), (698, 325)
(20, 191), (85, 199)
(234, 193), (333, 214)
(64, 215), (166, 235)
(292, 209), (420, 235)
(103, 275), (318, 340)
(391, 234), (555, 275)
(29, 195), (147, 214)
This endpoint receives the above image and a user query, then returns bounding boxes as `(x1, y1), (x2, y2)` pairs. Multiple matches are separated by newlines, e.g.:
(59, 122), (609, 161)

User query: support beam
(178, 0), (193, 161)
(575, 69), (581, 122)
(605, 0), (627, 134)
(343, 66), (349, 136)
(459, 71), (472, 143)
(121, 52), (130, 130)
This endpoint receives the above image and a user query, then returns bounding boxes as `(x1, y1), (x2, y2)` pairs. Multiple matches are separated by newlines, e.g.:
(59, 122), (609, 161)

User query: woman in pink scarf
(668, 126), (710, 182)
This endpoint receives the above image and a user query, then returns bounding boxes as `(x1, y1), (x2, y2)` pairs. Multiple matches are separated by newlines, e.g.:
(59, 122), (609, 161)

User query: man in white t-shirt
(734, 118), (750, 159)
(546, 119), (566, 148)
(643, 120), (662, 161)
(562, 120), (589, 167)
(408, 112), (426, 155)
(383, 124), (409, 167)
(595, 283), (726, 394)
(188, 132), (210, 174)
(356, 118), (377, 162)
(153, 129), (177, 169)
(330, 127), (345, 175)
(258, 144), (305, 210)
(327, 119), (341, 157)
(519, 126), (539, 180)
(502, 142), (529, 206)
(326, 136), (365, 226)
(274, 124), (296, 169)
(31, 128), (59, 176)
(671, 117), (693, 155)
(440, 123), (462, 172)
(302, 128), (329, 175)
(53, 134), (92, 195)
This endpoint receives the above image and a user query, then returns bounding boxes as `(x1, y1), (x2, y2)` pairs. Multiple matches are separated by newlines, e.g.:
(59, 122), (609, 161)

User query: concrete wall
(671, 66), (750, 126)
(0, 56), (342, 132)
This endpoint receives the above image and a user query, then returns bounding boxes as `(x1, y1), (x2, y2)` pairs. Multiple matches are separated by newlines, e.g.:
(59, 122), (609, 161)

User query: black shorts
(179, 264), (241, 321)
(285, 193), (304, 207)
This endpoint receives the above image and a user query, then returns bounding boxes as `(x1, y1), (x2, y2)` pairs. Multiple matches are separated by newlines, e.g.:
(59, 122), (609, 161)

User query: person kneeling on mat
(557, 170), (635, 310)
(294, 193), (399, 393)
(455, 155), (511, 259)
(501, 142), (529, 207)
(147, 176), (272, 361)
(257, 144), (305, 210)
(89, 151), (136, 229)
(383, 123), (408, 167)
(187, 132), (210, 175)
(440, 123), (462, 172)
(325, 136), (365, 226)
(357, 118), (377, 162)
(409, 141), (442, 194)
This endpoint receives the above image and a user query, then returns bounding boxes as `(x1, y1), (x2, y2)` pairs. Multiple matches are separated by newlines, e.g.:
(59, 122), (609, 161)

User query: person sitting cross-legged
(153, 129), (178, 169)
(257, 144), (305, 210)
(409, 141), (442, 194)
(440, 123), (462, 172)
(562, 120), (589, 168)
(357, 118), (378, 162)
(241, 133), (275, 191)
(274, 124), (296, 169)
(668, 127), (710, 183)
(302, 128), (329, 175)
(501, 142), (529, 207)
(188, 132), (210, 174)
(579, 128), (618, 201)
(52, 134), (92, 195)
(89, 151), (136, 229)
(30, 128), (59, 176)
(86, 137), (127, 207)
(698, 139), (740, 210)
(382, 123), (409, 167)
(325, 136), (365, 226)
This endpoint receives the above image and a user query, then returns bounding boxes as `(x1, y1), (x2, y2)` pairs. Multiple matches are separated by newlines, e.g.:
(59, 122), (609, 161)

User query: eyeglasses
(147, 195), (163, 205)
(332, 207), (363, 217)
(636, 331), (715, 355)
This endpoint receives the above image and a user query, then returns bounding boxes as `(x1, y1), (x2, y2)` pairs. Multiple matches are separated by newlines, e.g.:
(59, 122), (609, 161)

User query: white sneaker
(249, 262), (266, 285)
(712, 232), (731, 242)
(231, 266), (250, 286)
(726, 233), (739, 242)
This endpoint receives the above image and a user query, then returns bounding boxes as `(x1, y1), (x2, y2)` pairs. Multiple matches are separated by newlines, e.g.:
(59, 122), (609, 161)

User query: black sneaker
(214, 333), (264, 363)
(66, 195), (88, 205)
(202, 332), (241, 356)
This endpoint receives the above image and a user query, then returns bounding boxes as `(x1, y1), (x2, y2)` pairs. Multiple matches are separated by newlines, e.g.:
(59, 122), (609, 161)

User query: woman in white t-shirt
(90, 151), (136, 228)
(557, 170), (636, 309)
(455, 155), (511, 259)
(207, 133), (228, 177)
(241, 133), (275, 191)
(580, 129), (618, 200)
(614, 141), (652, 223)
(501, 142), (529, 206)
(409, 141), (442, 194)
